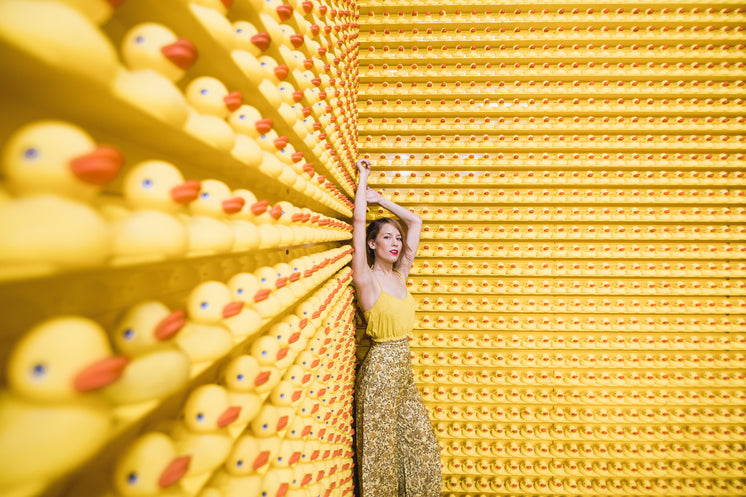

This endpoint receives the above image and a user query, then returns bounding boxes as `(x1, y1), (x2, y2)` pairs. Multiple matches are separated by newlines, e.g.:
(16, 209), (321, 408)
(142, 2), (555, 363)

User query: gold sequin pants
(355, 338), (442, 496)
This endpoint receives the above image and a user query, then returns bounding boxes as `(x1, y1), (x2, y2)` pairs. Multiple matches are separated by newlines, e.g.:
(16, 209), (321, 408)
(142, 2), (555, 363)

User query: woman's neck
(371, 262), (395, 276)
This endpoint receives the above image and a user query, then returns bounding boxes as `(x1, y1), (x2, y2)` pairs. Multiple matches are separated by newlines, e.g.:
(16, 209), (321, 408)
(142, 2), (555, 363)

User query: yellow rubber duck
(219, 355), (264, 437)
(102, 301), (191, 406)
(227, 189), (267, 249)
(253, 266), (285, 318)
(0, 316), (128, 496)
(185, 179), (242, 255)
(186, 0), (236, 51)
(0, 121), (123, 276)
(229, 53), (287, 108)
(183, 76), (241, 151)
(200, 435), (280, 496)
(113, 23), (198, 126)
(111, 432), (192, 497)
(108, 160), (201, 264)
(249, 335), (289, 393)
(225, 272), (266, 337)
(0, 0), (119, 86)
(175, 281), (238, 363)
(171, 384), (241, 493)
(233, 20), (270, 57)
(230, 133), (264, 169)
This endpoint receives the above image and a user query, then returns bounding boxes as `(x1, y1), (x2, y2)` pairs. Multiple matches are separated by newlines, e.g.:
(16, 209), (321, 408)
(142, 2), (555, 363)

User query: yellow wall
(357, 1), (746, 495)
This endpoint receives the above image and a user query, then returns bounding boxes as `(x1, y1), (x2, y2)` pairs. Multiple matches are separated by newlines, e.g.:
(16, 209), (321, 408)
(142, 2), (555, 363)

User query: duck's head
(123, 160), (200, 212)
(227, 104), (266, 138)
(220, 355), (261, 392)
(112, 432), (191, 496)
(233, 20), (270, 56)
(258, 55), (289, 83)
(121, 23), (197, 82)
(7, 316), (128, 401)
(186, 281), (243, 323)
(256, 265), (285, 292)
(180, 384), (241, 432)
(259, 0), (294, 23)
(189, 179), (244, 218)
(112, 301), (186, 356)
(277, 82), (299, 106)
(230, 188), (268, 220)
(1, 120), (123, 200)
(227, 272), (266, 305)
(250, 335), (289, 366)
(224, 434), (279, 476)
(184, 76), (243, 118)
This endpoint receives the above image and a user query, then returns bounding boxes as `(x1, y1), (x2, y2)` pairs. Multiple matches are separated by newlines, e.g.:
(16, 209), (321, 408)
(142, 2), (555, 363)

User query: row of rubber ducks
(359, 133), (744, 149)
(412, 260), (743, 277)
(358, 59), (742, 77)
(441, 475), (745, 495)
(368, 169), (746, 185)
(412, 278), (743, 294)
(0, 0), (358, 208)
(364, 5), (738, 18)
(420, 224), (742, 241)
(0, 260), (355, 497)
(0, 120), (352, 275)
(364, 153), (745, 169)
(420, 386), (745, 408)
(410, 364), (745, 388)
(412, 332), (745, 350)
(414, 295), (740, 313)
(389, 205), (745, 222)
(379, 187), (744, 203)
(414, 242), (742, 259)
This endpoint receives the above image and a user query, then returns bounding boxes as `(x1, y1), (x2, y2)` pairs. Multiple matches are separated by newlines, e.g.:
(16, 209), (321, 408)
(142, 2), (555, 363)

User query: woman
(352, 158), (442, 496)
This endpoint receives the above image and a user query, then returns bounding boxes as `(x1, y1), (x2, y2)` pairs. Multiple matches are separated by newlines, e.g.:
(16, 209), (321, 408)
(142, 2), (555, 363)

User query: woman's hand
(357, 158), (371, 176)
(365, 186), (384, 204)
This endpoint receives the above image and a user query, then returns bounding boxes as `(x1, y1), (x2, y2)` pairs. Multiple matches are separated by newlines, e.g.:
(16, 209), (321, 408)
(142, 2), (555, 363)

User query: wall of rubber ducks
(0, 0), (358, 496)
(356, 1), (746, 496)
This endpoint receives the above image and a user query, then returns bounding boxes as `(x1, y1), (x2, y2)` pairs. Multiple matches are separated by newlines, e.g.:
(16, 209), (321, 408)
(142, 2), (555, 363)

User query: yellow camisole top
(363, 270), (416, 342)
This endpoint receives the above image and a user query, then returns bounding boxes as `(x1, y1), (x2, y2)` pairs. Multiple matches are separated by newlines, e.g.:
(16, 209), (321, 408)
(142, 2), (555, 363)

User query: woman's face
(370, 223), (402, 264)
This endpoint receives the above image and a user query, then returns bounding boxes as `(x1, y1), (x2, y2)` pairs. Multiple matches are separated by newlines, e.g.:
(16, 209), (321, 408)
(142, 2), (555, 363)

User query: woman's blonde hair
(365, 217), (407, 265)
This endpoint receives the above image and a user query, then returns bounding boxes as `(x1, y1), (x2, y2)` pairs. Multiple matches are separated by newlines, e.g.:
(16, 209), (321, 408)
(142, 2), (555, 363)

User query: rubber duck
(252, 266), (286, 318)
(183, 76), (241, 150)
(175, 281), (239, 364)
(187, 0), (236, 51)
(227, 105), (280, 155)
(0, 317), (128, 496)
(113, 23), (198, 126)
(224, 273), (265, 339)
(249, 335), (290, 390)
(171, 384), (241, 493)
(186, 179), (243, 255)
(230, 52), (286, 108)
(0, 1), (119, 85)
(112, 432), (192, 497)
(219, 355), (264, 438)
(0, 120), (123, 275)
(233, 20), (270, 58)
(103, 301), (190, 406)
(108, 160), (201, 264)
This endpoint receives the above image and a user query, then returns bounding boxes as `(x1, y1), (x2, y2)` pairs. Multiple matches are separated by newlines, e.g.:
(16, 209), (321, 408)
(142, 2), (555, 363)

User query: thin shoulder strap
(371, 269), (383, 290)
(393, 269), (406, 284)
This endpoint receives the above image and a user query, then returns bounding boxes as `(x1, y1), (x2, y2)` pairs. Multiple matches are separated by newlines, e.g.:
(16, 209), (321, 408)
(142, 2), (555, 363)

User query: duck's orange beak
(274, 136), (288, 150)
(74, 356), (129, 392)
(70, 145), (123, 185)
(222, 301), (244, 318)
(158, 455), (191, 488)
(276, 277), (288, 288)
(274, 64), (289, 80)
(255, 370), (271, 386)
(223, 91), (243, 111)
(253, 450), (270, 470)
(251, 32), (271, 51)
(171, 179), (201, 204)
(290, 34), (304, 48)
(251, 199), (269, 215)
(255, 118), (273, 135)
(301, 1), (313, 14)
(222, 196), (246, 214)
(161, 38), (198, 70)
(276, 4), (293, 20)
(276, 482), (289, 497)
(277, 347), (289, 360)
(221, 0), (233, 8)
(218, 405), (242, 427)
(269, 204), (284, 220)
(292, 90), (304, 102)
(155, 310), (186, 340)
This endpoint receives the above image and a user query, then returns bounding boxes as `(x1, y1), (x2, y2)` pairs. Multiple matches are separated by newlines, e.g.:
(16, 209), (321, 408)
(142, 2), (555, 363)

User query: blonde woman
(352, 158), (441, 496)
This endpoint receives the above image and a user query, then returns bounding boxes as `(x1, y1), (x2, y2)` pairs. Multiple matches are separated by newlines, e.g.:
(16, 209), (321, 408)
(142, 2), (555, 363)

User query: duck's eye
(196, 413), (205, 422)
(238, 114), (246, 120)
(262, 423), (268, 429)
(260, 62), (267, 67)
(22, 147), (39, 161)
(200, 192), (210, 199)
(135, 35), (145, 44)
(236, 288), (244, 295)
(236, 374), (245, 381)
(200, 88), (209, 96)
(122, 328), (135, 340)
(141, 179), (153, 188)
(31, 363), (46, 379)
(126, 472), (139, 485)
(236, 28), (243, 34)
(199, 301), (209, 310)
(261, 278), (267, 283)
(261, 350), (268, 356)
(236, 459), (243, 467)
